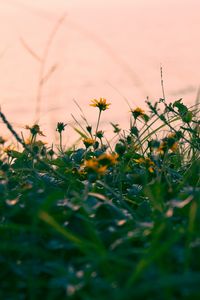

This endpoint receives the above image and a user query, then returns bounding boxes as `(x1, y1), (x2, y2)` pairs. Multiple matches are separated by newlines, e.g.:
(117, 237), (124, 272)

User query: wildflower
(3, 145), (15, 156)
(78, 169), (87, 176)
(131, 107), (145, 119)
(90, 98), (111, 111)
(95, 165), (108, 175)
(24, 138), (32, 145)
(145, 157), (155, 166)
(157, 133), (179, 155)
(133, 158), (145, 164)
(167, 133), (176, 139)
(83, 138), (95, 148)
(148, 166), (154, 173)
(97, 152), (119, 166)
(166, 134), (179, 151)
(25, 124), (45, 137)
(56, 122), (67, 133)
(84, 159), (98, 169)
(134, 157), (155, 173)
(170, 142), (179, 152)
(157, 142), (167, 155)
(83, 158), (107, 175)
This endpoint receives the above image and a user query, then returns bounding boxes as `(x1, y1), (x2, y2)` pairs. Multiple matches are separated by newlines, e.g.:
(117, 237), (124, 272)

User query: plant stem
(59, 132), (63, 152)
(95, 110), (102, 140)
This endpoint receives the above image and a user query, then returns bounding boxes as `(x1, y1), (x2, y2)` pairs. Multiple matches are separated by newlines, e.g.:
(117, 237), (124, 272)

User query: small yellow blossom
(133, 158), (145, 164)
(84, 159), (99, 169)
(148, 166), (154, 173)
(97, 152), (119, 166)
(134, 157), (155, 172)
(78, 169), (87, 176)
(83, 158), (108, 175)
(145, 157), (155, 165)
(83, 138), (95, 148)
(167, 132), (176, 139)
(166, 133), (179, 152)
(95, 165), (108, 175)
(157, 139), (178, 154)
(3, 145), (15, 156)
(157, 142), (167, 155)
(170, 142), (179, 152)
(131, 107), (145, 119)
(3, 145), (15, 152)
(90, 98), (111, 111)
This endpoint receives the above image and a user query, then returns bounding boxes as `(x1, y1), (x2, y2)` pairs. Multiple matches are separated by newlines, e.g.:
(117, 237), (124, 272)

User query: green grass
(0, 97), (199, 300)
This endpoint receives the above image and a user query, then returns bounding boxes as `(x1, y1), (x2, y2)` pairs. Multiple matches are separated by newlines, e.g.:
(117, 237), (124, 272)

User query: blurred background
(0, 0), (200, 145)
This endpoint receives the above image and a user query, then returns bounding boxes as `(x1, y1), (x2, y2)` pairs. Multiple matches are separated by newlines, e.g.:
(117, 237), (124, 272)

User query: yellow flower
(84, 159), (99, 169)
(83, 138), (95, 148)
(148, 166), (154, 173)
(145, 157), (155, 166)
(90, 98), (111, 111)
(167, 132), (176, 139)
(131, 107), (145, 119)
(3, 145), (15, 156)
(97, 152), (119, 166)
(170, 142), (178, 152)
(95, 165), (108, 175)
(157, 139), (178, 154)
(78, 169), (87, 176)
(134, 157), (155, 172)
(166, 133), (179, 152)
(83, 158), (108, 175)
(133, 158), (145, 164)
(157, 142), (167, 155)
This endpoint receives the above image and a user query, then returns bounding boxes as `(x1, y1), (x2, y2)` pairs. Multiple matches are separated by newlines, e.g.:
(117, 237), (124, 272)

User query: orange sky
(0, 0), (200, 144)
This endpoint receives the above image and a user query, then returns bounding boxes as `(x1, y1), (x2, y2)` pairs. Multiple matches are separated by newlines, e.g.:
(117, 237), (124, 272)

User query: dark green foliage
(0, 98), (199, 299)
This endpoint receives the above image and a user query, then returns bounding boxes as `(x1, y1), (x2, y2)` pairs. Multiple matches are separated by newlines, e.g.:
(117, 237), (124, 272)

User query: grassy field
(0, 96), (199, 299)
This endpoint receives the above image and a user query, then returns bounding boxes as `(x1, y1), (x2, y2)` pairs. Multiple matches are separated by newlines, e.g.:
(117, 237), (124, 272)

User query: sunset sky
(1, 0), (200, 143)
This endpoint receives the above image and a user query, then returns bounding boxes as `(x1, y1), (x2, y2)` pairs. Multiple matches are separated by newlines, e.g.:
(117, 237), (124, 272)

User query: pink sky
(0, 0), (200, 144)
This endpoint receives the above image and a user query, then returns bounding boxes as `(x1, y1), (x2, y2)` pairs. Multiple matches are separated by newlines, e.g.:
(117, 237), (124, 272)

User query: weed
(0, 97), (199, 300)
